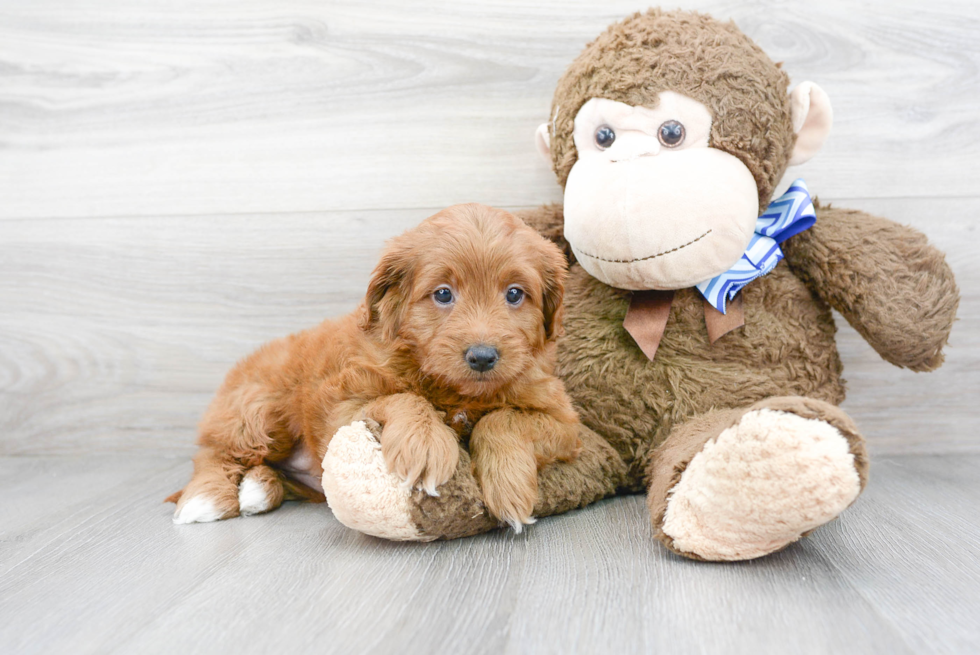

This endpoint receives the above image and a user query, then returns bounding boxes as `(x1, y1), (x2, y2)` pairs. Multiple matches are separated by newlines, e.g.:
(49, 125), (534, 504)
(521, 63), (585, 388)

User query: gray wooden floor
(2, 0), (979, 653)
(1, 454), (978, 654)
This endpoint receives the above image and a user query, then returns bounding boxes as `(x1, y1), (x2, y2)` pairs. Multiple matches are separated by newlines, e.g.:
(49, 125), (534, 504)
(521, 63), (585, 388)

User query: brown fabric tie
(623, 290), (675, 360)
(624, 290), (746, 361)
(703, 293), (745, 343)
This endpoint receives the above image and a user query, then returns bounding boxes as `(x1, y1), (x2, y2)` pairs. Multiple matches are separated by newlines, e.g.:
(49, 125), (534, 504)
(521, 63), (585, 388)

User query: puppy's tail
(281, 476), (326, 503)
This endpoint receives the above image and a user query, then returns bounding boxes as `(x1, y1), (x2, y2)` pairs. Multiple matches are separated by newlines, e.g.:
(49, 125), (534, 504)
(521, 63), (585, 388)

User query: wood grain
(1, 1), (976, 456)
(1, 453), (977, 654)
(812, 455), (980, 654)
(1, 2), (978, 653)
(1, 198), (975, 456)
(1, 0), (979, 219)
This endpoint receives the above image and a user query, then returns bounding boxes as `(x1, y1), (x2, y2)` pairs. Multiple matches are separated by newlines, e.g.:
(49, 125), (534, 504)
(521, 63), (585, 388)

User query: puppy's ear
(361, 242), (415, 342)
(539, 239), (568, 341)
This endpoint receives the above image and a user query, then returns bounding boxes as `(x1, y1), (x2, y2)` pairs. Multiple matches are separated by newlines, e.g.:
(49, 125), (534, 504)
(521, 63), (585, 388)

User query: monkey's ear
(788, 82), (834, 166)
(361, 244), (413, 342)
(535, 123), (552, 162)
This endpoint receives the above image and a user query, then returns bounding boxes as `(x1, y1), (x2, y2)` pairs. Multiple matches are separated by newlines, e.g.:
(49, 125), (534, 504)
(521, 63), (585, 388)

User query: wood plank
(0, 455), (182, 575)
(1, 197), (975, 456)
(116, 509), (523, 655)
(0, 458), (305, 653)
(0, 208), (428, 455)
(3, 454), (977, 654)
(502, 495), (914, 655)
(120, 495), (914, 655)
(810, 455), (980, 653)
(1, 0), (979, 219)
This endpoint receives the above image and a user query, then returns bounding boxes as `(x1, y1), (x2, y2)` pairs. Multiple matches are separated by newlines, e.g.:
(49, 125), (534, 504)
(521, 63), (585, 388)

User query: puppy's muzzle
(465, 345), (499, 372)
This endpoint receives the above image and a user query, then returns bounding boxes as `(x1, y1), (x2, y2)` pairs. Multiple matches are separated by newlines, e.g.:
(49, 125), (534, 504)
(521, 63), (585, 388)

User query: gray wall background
(2, 0), (977, 456)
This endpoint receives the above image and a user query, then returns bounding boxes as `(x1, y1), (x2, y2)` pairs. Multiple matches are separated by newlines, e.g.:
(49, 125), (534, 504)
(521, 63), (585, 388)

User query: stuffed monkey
(321, 9), (959, 561)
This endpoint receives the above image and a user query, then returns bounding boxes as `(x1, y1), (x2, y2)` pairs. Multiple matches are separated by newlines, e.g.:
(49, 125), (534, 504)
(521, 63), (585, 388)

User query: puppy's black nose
(465, 345), (499, 372)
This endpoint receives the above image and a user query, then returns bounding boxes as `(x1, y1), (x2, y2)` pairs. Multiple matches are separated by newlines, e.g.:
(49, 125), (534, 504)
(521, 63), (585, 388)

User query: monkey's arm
(514, 204), (576, 265)
(782, 203), (959, 372)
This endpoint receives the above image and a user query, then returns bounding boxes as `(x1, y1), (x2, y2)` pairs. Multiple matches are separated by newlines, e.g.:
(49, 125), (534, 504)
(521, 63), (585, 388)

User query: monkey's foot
(648, 397), (868, 561)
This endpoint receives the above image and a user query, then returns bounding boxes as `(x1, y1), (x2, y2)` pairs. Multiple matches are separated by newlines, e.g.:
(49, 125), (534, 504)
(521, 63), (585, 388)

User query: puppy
(167, 203), (582, 531)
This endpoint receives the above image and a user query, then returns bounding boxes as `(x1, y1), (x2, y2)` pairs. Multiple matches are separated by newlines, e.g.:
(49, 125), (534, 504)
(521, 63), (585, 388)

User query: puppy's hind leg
(171, 447), (244, 524)
(171, 380), (289, 524)
(236, 464), (326, 517)
(237, 465), (284, 517)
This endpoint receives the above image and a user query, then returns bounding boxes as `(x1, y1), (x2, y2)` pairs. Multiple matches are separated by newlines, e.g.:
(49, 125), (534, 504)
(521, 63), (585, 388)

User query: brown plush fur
(554, 246), (845, 487)
(168, 204), (582, 527)
(783, 201), (960, 371)
(548, 9), (796, 208)
(356, 10), (959, 554)
(517, 203), (956, 484)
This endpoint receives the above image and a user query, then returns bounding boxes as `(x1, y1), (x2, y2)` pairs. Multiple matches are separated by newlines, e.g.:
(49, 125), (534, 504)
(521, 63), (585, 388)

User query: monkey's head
(536, 9), (832, 290)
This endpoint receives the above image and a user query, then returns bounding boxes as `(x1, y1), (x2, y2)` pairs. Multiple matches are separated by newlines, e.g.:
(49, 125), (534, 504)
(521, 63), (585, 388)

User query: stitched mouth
(610, 153), (657, 163)
(574, 229), (712, 264)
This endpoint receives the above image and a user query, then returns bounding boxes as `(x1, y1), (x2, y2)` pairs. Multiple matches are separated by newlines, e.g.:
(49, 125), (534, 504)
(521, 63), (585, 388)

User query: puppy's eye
(594, 125), (615, 149)
(433, 287), (454, 305)
(505, 287), (525, 306)
(658, 120), (685, 147)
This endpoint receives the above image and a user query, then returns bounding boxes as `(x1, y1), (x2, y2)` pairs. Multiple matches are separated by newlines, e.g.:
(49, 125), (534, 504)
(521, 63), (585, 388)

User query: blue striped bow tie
(696, 179), (816, 314)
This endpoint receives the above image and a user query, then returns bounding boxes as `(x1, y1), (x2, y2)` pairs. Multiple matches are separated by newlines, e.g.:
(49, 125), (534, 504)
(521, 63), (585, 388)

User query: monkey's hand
(783, 203), (959, 371)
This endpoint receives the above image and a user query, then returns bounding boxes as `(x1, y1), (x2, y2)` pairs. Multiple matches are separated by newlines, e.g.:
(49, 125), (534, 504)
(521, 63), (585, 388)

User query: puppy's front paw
(380, 419), (459, 496)
(473, 455), (538, 533)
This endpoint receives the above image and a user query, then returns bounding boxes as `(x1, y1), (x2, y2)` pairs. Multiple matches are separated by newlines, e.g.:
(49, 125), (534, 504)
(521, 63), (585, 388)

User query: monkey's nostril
(465, 345), (499, 372)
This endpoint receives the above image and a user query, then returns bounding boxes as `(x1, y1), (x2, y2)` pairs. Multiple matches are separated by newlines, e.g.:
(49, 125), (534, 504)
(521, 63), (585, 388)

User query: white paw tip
(238, 476), (270, 516)
(505, 515), (536, 534)
(173, 495), (224, 525)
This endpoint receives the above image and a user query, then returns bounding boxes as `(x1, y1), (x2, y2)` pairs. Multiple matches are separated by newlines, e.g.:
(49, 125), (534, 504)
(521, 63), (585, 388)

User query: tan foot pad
(661, 409), (861, 561)
(321, 421), (427, 541)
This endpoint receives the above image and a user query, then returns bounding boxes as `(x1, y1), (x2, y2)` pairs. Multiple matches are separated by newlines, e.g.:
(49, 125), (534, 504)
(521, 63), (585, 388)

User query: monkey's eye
(505, 287), (525, 306)
(433, 286), (454, 305)
(658, 120), (686, 147)
(594, 125), (616, 149)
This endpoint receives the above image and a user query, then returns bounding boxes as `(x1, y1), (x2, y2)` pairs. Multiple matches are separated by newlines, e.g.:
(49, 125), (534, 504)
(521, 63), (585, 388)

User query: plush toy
(321, 8), (959, 560)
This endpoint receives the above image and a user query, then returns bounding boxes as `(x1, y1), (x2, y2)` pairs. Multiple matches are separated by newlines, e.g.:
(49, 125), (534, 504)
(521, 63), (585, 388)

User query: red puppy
(168, 203), (581, 530)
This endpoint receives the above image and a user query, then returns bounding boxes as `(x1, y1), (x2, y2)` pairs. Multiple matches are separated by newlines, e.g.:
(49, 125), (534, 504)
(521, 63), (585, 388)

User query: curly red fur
(169, 203), (582, 527)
